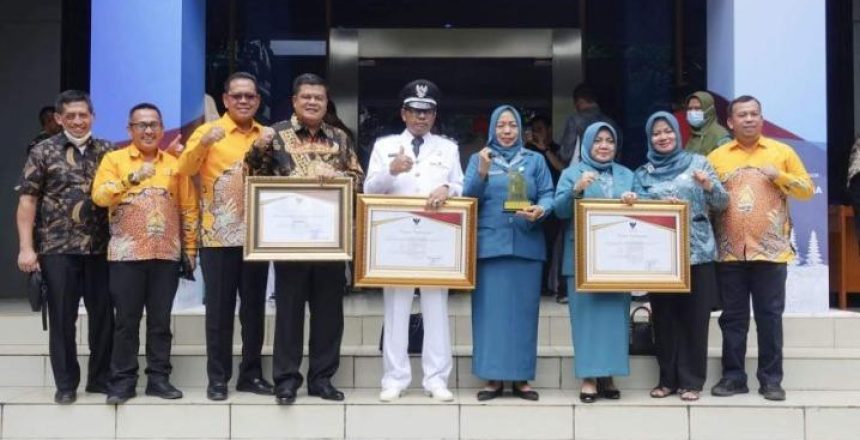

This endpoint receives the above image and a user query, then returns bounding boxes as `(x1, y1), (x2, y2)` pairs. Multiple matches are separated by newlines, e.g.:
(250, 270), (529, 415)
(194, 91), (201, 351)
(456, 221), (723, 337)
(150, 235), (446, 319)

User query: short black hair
(128, 102), (163, 121)
(55, 90), (94, 115)
(292, 73), (329, 97)
(38, 106), (55, 124)
(728, 95), (762, 116)
(223, 71), (258, 93)
(530, 113), (552, 128)
(573, 84), (597, 103)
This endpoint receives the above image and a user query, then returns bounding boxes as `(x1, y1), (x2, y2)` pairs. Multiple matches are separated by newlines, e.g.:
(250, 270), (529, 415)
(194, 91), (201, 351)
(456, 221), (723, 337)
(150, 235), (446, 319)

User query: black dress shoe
(237, 377), (274, 395)
(106, 391), (136, 405)
(308, 382), (345, 401)
(54, 389), (77, 405)
(476, 385), (504, 401)
(85, 383), (109, 394)
(597, 378), (621, 399)
(758, 384), (786, 401)
(207, 382), (228, 401)
(275, 387), (297, 405)
(579, 392), (598, 404)
(512, 383), (539, 401)
(711, 377), (749, 397)
(146, 379), (183, 400)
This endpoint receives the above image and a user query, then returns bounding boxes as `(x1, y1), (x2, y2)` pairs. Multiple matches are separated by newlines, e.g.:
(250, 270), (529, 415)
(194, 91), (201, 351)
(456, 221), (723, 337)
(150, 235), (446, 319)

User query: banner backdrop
(707, 0), (829, 312)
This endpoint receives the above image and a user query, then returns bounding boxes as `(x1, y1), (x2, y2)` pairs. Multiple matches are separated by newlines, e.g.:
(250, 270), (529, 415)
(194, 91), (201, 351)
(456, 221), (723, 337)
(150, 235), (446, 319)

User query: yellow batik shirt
(707, 136), (814, 263)
(92, 145), (198, 262)
(178, 114), (262, 247)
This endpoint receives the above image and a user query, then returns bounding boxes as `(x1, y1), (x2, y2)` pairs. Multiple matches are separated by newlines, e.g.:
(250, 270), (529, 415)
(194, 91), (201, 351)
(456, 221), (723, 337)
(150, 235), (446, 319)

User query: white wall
(0, 0), (62, 298)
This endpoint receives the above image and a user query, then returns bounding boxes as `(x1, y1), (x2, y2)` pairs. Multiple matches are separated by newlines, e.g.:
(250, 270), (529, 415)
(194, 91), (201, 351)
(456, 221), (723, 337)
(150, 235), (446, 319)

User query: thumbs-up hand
(254, 127), (275, 150)
(389, 145), (414, 176)
(165, 134), (184, 156)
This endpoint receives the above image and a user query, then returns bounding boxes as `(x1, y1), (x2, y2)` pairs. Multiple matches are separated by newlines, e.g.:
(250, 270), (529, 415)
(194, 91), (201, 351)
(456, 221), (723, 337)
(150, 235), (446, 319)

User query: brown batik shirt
(245, 115), (364, 191)
(17, 132), (113, 255)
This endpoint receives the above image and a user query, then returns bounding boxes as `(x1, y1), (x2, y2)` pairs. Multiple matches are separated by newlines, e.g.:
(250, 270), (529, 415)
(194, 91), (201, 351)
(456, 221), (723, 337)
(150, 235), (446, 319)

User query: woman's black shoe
(579, 392), (598, 403)
(477, 384), (504, 401)
(597, 378), (621, 399)
(512, 382), (539, 401)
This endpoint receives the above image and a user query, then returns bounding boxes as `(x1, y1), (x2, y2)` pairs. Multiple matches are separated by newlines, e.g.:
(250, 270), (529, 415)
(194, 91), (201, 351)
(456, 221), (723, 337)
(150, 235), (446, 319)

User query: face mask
(686, 110), (705, 128)
(64, 130), (92, 147)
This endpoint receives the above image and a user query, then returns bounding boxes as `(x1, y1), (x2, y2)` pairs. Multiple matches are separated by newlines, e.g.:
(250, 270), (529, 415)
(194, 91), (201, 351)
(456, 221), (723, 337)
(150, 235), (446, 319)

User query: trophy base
(503, 201), (531, 212)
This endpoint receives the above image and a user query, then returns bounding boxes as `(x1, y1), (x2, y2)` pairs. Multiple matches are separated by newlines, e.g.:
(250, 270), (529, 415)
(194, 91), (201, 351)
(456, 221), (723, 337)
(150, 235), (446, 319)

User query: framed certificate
(354, 195), (477, 289)
(575, 199), (690, 292)
(244, 176), (353, 261)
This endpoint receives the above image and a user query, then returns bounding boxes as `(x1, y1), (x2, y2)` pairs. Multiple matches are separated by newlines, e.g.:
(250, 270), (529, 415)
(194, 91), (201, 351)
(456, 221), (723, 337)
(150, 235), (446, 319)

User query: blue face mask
(686, 110), (705, 128)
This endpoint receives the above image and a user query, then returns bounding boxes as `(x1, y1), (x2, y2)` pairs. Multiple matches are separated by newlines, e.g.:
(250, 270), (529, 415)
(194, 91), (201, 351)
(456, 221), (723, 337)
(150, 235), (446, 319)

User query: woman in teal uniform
(553, 122), (633, 403)
(463, 105), (554, 401)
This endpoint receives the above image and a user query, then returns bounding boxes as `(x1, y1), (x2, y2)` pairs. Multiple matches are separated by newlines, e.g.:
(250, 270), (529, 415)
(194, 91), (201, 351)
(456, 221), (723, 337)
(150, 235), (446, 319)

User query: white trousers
(381, 287), (452, 391)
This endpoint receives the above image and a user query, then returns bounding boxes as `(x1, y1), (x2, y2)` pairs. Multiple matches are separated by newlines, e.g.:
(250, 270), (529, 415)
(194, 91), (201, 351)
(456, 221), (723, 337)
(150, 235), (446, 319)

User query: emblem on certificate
(574, 199), (690, 292)
(243, 176), (353, 261)
(503, 167), (531, 211)
(354, 195), (477, 289)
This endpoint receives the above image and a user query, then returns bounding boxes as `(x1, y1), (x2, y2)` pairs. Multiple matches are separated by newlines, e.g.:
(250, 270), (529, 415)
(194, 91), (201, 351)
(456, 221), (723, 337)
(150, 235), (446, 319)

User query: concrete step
(0, 387), (857, 439)
(1, 346), (859, 392)
(1, 294), (858, 352)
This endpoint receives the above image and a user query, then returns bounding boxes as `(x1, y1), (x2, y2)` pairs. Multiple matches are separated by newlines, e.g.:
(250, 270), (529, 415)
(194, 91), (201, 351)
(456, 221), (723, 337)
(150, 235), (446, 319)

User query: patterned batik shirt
(245, 115), (364, 191)
(17, 132), (113, 255)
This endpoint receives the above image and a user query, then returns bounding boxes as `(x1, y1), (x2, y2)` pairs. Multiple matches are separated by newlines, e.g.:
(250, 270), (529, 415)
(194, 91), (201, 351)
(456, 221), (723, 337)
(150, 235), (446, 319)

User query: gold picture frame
(354, 195), (477, 289)
(244, 176), (353, 261)
(574, 199), (690, 292)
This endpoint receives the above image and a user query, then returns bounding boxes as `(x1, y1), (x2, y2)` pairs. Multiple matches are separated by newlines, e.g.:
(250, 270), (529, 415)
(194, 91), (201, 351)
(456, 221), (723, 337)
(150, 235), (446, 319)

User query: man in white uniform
(364, 80), (464, 402)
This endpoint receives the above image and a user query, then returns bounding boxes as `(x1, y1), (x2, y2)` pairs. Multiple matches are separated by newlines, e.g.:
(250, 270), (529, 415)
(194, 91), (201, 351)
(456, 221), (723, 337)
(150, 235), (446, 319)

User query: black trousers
(40, 254), (113, 392)
(272, 261), (345, 390)
(717, 261), (786, 386)
(108, 260), (179, 393)
(651, 263), (716, 391)
(200, 247), (268, 385)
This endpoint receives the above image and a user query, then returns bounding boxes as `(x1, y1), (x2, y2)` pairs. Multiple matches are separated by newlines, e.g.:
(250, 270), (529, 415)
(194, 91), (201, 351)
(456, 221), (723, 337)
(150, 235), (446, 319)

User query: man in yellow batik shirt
(92, 103), (198, 404)
(177, 72), (275, 401)
(707, 95), (813, 402)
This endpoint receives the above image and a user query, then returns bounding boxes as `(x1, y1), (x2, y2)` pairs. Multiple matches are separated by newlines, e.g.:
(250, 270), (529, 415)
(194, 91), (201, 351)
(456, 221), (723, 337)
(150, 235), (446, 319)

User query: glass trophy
(503, 167), (531, 211)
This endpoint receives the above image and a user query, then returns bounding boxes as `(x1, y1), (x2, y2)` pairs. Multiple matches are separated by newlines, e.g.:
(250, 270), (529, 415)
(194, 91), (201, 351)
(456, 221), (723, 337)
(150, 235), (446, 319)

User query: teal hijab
(643, 111), (693, 182)
(579, 122), (618, 172)
(486, 105), (524, 162)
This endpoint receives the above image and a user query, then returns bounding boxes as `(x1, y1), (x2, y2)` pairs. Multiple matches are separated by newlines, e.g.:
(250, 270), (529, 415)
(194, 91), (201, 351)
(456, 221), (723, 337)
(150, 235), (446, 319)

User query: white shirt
(364, 130), (464, 196)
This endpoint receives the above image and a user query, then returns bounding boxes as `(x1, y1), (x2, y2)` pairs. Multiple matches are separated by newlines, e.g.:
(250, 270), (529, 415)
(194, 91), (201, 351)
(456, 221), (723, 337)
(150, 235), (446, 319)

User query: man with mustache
(92, 103), (198, 404)
(178, 72), (274, 401)
(364, 79), (462, 402)
(707, 95), (813, 401)
(246, 73), (364, 405)
(16, 90), (114, 404)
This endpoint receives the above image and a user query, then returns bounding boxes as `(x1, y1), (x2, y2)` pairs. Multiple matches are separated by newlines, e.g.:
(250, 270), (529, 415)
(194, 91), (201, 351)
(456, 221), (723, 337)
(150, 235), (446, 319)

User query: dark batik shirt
(27, 131), (53, 154)
(245, 115), (364, 192)
(17, 133), (113, 255)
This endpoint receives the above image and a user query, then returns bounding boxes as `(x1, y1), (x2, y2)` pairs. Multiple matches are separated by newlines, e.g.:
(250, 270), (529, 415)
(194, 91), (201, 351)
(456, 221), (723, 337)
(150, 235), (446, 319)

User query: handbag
(27, 272), (48, 331)
(379, 313), (424, 354)
(629, 306), (655, 355)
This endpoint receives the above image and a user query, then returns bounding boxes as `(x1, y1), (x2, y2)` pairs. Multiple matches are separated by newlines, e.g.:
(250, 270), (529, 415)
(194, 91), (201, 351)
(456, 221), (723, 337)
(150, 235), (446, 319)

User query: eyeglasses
(227, 92), (259, 102)
(405, 108), (436, 116)
(129, 122), (162, 132)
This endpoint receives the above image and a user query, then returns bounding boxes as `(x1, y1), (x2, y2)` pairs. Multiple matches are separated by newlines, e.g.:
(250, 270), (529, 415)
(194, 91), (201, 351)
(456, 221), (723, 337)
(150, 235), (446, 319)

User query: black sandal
(512, 381), (539, 401)
(477, 381), (504, 401)
(579, 379), (598, 403)
(597, 377), (621, 399)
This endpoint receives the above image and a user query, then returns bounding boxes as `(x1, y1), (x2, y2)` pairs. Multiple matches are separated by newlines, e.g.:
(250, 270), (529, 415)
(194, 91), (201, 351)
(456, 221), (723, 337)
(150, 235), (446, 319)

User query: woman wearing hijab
(685, 91), (731, 156)
(463, 105), (555, 401)
(553, 122), (632, 403)
(622, 111), (728, 401)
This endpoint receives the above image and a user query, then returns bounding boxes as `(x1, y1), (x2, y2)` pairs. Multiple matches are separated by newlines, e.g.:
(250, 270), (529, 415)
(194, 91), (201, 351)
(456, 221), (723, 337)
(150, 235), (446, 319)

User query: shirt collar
(290, 114), (332, 140)
(59, 132), (91, 153)
(219, 113), (262, 134)
(402, 129), (429, 143)
(728, 136), (767, 151)
(127, 144), (164, 162)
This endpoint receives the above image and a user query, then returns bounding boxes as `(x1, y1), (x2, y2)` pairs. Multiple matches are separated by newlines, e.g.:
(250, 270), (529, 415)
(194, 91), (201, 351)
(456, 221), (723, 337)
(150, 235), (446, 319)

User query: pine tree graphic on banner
(805, 230), (822, 266)
(789, 229), (801, 266)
